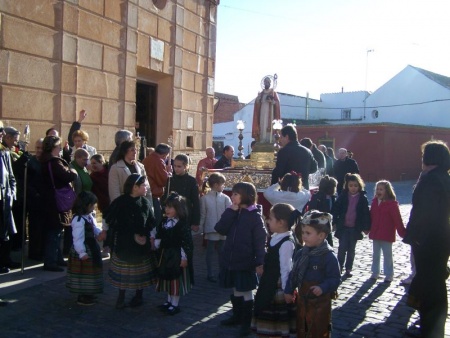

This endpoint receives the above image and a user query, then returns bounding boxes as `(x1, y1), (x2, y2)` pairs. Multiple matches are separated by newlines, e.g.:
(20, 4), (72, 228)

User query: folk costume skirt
(251, 287), (297, 337)
(156, 267), (192, 296)
(108, 252), (158, 290)
(66, 246), (103, 295)
(219, 268), (258, 292)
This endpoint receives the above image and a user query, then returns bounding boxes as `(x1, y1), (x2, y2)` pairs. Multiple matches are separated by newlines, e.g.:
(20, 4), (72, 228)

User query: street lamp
(236, 120), (245, 159)
(272, 119), (283, 155)
(364, 49), (374, 119)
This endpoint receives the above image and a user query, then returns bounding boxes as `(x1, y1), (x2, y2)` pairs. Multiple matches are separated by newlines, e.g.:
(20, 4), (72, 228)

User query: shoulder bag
(48, 161), (76, 213)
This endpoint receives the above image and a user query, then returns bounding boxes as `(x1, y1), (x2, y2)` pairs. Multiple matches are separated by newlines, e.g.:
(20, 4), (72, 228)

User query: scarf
(289, 240), (333, 290)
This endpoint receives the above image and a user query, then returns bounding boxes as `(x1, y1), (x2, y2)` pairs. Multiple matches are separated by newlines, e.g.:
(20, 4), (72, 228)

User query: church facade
(0, 0), (219, 160)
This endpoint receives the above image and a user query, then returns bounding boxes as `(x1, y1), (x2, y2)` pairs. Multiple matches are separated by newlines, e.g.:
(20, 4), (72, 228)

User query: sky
(214, 0), (450, 103)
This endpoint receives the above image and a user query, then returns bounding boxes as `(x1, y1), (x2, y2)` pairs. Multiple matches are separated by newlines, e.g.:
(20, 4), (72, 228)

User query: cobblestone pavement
(1, 181), (449, 337)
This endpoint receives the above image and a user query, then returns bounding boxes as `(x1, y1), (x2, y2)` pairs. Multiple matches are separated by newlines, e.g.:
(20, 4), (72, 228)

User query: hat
(301, 210), (333, 228)
(4, 127), (20, 136)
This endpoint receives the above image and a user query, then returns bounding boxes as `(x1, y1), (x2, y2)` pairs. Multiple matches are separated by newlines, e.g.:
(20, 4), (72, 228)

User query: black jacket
(333, 157), (360, 193)
(271, 141), (318, 189)
(404, 167), (450, 251)
(214, 155), (231, 169)
(105, 194), (155, 262)
(163, 173), (200, 226)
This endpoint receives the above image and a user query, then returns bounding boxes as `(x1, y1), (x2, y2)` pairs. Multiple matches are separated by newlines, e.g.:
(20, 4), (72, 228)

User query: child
(199, 173), (231, 283)
(332, 173), (371, 277)
(252, 203), (298, 337)
(307, 175), (338, 246)
(284, 210), (341, 337)
(66, 191), (106, 306)
(155, 193), (194, 315)
(104, 174), (158, 309)
(215, 182), (267, 337)
(368, 180), (406, 282)
(263, 172), (311, 213)
(163, 154), (200, 233)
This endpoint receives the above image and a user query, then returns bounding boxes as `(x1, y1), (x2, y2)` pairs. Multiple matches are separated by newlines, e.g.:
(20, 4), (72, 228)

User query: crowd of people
(0, 114), (448, 337)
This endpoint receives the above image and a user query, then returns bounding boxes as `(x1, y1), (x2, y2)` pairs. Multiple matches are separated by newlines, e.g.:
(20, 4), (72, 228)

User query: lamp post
(236, 120), (245, 159)
(364, 49), (374, 119)
(272, 119), (283, 155)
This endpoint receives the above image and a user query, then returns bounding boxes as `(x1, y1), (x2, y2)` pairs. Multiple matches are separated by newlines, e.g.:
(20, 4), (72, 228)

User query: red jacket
(369, 198), (406, 242)
(142, 152), (169, 198)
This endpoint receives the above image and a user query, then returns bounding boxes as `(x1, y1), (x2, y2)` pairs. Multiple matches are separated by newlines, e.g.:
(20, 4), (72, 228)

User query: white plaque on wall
(187, 116), (194, 130)
(207, 77), (214, 95)
(151, 38), (164, 61)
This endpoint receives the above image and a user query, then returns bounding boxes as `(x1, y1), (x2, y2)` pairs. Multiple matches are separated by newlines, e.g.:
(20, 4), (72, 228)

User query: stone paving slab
(1, 180), (449, 337)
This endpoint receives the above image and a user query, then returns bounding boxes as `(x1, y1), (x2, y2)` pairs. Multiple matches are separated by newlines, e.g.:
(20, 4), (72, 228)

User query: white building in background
(213, 65), (450, 158)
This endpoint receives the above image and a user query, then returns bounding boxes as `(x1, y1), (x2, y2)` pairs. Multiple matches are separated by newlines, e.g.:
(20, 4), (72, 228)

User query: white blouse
(270, 231), (295, 289)
(264, 183), (311, 212)
(71, 213), (102, 259)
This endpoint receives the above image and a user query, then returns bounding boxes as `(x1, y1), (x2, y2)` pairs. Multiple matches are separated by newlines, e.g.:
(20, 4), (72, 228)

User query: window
(341, 109), (351, 120)
(372, 109), (379, 118)
(186, 136), (193, 148)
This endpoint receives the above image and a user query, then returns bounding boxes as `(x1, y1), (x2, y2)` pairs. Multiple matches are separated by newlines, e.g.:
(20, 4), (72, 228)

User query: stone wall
(0, 0), (217, 156)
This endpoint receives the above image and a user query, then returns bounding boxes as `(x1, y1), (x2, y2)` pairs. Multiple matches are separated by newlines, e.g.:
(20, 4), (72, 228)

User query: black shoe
(6, 261), (21, 269)
(77, 295), (95, 306)
(43, 265), (64, 272)
(157, 302), (172, 312)
(166, 306), (180, 315)
(129, 296), (143, 308)
(58, 261), (67, 267)
(0, 299), (8, 306)
(0, 267), (10, 274)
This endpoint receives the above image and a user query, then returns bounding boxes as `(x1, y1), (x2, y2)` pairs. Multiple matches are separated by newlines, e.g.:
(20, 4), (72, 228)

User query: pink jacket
(369, 198), (406, 242)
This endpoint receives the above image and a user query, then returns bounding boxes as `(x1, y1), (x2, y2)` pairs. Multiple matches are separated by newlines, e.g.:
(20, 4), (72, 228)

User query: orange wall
(297, 124), (450, 182)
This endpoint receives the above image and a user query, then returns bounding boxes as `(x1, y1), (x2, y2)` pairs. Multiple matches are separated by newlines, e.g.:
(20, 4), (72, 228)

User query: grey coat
(0, 148), (16, 240)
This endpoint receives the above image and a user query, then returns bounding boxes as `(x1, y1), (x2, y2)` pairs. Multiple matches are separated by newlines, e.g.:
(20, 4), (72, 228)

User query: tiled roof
(412, 65), (450, 90)
(213, 92), (244, 123)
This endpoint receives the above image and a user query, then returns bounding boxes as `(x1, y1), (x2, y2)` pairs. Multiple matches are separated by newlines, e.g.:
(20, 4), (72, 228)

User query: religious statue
(252, 75), (281, 143)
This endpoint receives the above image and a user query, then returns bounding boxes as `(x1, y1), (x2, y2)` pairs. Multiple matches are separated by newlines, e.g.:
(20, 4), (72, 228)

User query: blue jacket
(284, 249), (340, 295)
(215, 205), (267, 271)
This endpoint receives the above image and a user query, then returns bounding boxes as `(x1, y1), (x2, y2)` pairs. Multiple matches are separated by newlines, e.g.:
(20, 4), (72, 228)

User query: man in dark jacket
(319, 144), (334, 176)
(0, 126), (17, 275)
(271, 126), (318, 189)
(333, 148), (359, 194)
(214, 145), (234, 169)
(300, 137), (325, 170)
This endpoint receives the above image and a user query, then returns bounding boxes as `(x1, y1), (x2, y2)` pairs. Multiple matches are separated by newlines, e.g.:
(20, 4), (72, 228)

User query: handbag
(157, 247), (182, 280)
(48, 162), (77, 213)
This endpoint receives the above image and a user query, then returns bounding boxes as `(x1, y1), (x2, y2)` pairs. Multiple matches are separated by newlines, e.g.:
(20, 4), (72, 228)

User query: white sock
(234, 290), (253, 301)
(171, 295), (180, 307)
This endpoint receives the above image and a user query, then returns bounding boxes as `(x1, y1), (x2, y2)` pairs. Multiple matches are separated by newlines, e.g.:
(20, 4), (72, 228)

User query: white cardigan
(263, 183), (311, 212)
(199, 190), (231, 234)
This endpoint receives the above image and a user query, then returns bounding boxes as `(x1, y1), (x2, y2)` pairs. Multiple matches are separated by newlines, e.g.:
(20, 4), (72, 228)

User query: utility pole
(364, 49), (374, 119)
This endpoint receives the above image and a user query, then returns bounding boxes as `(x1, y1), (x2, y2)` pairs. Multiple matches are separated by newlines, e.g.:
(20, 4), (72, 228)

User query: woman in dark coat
(404, 140), (450, 337)
(40, 136), (77, 272)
